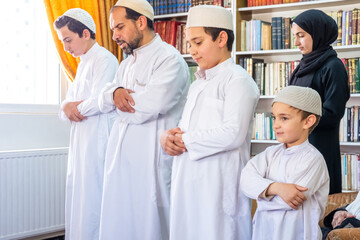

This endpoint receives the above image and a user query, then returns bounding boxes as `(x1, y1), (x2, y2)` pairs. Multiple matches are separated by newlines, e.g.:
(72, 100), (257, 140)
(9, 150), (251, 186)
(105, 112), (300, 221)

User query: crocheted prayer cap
(186, 5), (233, 31)
(114, 0), (154, 21)
(62, 8), (96, 33)
(273, 86), (322, 116)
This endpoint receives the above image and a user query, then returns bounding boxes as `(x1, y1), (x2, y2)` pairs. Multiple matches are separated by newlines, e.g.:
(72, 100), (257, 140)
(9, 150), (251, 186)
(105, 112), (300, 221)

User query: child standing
(240, 86), (330, 240)
(54, 8), (118, 240)
(161, 5), (259, 240)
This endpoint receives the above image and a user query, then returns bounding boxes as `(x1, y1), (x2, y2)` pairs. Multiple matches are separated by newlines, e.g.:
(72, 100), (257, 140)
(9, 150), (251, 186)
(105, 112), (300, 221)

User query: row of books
(149, 0), (231, 16)
(330, 9), (360, 46)
(340, 106), (360, 143)
(154, 21), (190, 54)
(238, 56), (359, 96)
(247, 0), (314, 8)
(252, 112), (276, 140)
(341, 153), (360, 191)
(238, 58), (299, 96)
(343, 57), (360, 94)
(239, 17), (294, 51)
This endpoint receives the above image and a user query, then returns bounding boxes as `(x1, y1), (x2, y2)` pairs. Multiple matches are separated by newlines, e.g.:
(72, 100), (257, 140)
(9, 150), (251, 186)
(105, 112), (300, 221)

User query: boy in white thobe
(98, 0), (189, 239)
(55, 8), (119, 240)
(240, 86), (330, 240)
(161, 6), (259, 240)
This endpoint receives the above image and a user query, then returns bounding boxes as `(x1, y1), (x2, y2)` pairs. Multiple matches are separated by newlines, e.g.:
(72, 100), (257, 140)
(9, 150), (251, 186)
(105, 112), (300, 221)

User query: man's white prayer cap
(273, 86), (322, 116)
(114, 0), (154, 21)
(186, 5), (233, 31)
(62, 8), (96, 33)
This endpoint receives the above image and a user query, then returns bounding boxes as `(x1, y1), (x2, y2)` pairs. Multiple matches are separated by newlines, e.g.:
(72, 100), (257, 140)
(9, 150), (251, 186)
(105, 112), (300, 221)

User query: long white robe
(170, 58), (259, 240)
(59, 43), (119, 240)
(240, 140), (330, 240)
(98, 35), (189, 240)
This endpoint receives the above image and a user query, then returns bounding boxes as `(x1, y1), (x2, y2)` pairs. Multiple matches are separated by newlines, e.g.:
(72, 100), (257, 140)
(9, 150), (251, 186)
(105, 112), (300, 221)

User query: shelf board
(251, 140), (360, 146)
(259, 94), (360, 99)
(251, 139), (278, 144)
(236, 45), (360, 56)
(154, 12), (188, 19)
(154, 7), (232, 20)
(259, 95), (275, 99)
(237, 0), (359, 13)
(340, 142), (360, 146)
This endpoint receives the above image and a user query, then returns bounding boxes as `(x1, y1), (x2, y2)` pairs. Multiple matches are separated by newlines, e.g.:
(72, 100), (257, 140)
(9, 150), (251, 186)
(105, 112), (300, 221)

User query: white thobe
(59, 43), (119, 240)
(98, 35), (189, 240)
(240, 140), (330, 240)
(170, 58), (259, 240)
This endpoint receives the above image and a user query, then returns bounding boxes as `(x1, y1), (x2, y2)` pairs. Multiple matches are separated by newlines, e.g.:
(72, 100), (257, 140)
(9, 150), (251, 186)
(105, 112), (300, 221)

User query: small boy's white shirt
(240, 140), (330, 240)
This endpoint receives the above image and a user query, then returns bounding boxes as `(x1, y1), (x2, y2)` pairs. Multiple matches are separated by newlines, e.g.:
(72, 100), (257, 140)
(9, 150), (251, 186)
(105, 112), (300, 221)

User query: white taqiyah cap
(62, 8), (96, 33)
(114, 0), (154, 21)
(186, 5), (233, 31)
(273, 86), (322, 116)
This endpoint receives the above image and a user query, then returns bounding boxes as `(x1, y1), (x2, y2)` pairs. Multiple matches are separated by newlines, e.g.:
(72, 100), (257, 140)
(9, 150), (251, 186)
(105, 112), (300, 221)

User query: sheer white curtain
(0, 0), (60, 104)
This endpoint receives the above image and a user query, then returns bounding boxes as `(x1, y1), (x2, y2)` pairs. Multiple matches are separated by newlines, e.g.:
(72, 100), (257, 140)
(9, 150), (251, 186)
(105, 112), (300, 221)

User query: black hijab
(289, 9), (338, 87)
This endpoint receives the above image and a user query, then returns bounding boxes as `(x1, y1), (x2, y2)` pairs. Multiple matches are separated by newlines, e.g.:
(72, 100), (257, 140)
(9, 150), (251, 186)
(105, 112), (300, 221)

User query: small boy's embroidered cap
(186, 5), (233, 31)
(273, 86), (322, 116)
(62, 8), (96, 33)
(114, 0), (154, 21)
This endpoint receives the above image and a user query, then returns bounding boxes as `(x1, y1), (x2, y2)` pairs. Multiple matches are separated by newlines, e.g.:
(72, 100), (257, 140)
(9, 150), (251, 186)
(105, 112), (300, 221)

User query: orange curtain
(43, 0), (122, 81)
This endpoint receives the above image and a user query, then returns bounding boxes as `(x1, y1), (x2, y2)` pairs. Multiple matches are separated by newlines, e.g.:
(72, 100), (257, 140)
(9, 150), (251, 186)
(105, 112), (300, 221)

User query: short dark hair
(110, 6), (154, 31)
(289, 107), (320, 134)
(203, 27), (234, 51)
(54, 15), (95, 39)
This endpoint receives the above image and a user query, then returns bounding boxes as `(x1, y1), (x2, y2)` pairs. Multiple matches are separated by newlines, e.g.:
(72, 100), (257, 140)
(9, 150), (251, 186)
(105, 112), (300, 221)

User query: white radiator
(0, 148), (68, 240)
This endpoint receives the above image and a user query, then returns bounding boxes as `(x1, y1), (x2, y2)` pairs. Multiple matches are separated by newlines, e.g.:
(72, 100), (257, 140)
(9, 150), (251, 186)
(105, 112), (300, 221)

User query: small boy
(240, 86), (330, 240)
(160, 5), (259, 240)
(54, 8), (118, 240)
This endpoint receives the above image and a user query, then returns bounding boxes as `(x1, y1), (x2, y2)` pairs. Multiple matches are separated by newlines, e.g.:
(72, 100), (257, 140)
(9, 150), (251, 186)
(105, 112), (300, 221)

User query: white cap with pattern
(62, 8), (96, 33)
(114, 0), (154, 21)
(186, 5), (233, 31)
(273, 86), (322, 116)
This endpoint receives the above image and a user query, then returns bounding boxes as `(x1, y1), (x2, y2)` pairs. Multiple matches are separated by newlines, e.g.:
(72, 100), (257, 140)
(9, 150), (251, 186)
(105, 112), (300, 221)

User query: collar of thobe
(131, 33), (161, 59)
(80, 42), (100, 62)
(195, 57), (233, 81)
(282, 139), (310, 155)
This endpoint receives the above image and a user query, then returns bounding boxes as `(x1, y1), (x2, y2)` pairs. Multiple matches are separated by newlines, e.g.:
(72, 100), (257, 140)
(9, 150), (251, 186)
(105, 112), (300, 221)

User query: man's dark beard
(116, 34), (142, 55)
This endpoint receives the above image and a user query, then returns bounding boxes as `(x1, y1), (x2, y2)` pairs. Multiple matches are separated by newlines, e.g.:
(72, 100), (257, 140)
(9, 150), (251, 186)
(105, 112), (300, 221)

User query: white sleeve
(240, 151), (275, 200)
(182, 77), (259, 161)
(98, 64), (125, 113)
(77, 56), (118, 117)
(115, 55), (189, 124)
(288, 153), (330, 218)
(58, 81), (75, 121)
(258, 153), (329, 212)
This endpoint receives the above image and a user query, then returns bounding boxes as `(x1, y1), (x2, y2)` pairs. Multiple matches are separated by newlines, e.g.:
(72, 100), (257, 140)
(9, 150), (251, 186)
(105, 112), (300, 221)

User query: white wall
(0, 104), (70, 151)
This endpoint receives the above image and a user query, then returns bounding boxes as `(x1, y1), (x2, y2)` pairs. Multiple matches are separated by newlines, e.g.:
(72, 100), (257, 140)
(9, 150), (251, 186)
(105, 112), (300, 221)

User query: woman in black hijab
(290, 9), (350, 194)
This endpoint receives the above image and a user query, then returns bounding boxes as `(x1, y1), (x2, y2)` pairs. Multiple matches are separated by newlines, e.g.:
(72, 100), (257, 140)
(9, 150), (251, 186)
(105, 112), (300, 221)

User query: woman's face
(292, 23), (313, 55)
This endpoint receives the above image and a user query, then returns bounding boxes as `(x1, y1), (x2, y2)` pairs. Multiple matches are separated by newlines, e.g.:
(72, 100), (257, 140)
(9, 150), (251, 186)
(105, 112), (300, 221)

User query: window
(0, 0), (60, 105)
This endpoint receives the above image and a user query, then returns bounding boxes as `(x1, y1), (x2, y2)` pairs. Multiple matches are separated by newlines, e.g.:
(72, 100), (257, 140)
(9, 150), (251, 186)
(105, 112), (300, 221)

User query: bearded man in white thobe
(98, 0), (189, 239)
(55, 8), (119, 240)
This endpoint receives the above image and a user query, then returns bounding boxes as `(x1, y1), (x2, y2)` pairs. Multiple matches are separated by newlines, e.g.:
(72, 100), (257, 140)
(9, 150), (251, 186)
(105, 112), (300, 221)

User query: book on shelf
(238, 58), (299, 95)
(247, 0), (313, 7)
(341, 153), (360, 191)
(240, 17), (292, 51)
(252, 112), (276, 141)
(340, 106), (360, 142)
(341, 57), (360, 94)
(150, 0), (231, 16)
(154, 20), (188, 54)
(332, 9), (360, 46)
